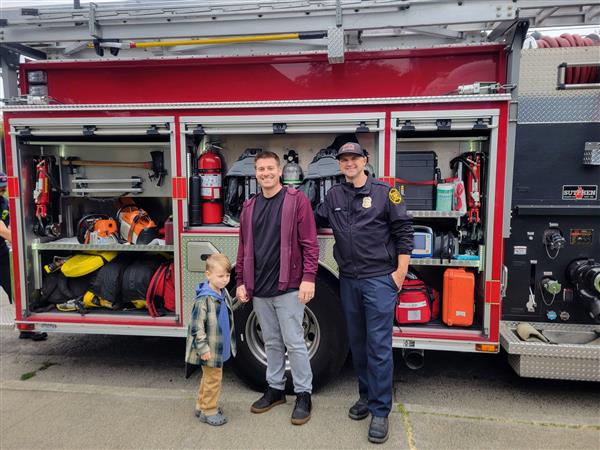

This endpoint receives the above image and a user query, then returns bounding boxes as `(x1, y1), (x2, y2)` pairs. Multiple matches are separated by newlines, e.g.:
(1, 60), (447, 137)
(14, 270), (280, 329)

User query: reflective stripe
(398, 301), (428, 308)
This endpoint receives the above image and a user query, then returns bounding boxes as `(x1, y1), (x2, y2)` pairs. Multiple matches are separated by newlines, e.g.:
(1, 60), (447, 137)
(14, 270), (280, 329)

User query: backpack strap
(393, 177), (437, 186)
(424, 286), (435, 307)
(146, 263), (167, 317)
(164, 263), (173, 285)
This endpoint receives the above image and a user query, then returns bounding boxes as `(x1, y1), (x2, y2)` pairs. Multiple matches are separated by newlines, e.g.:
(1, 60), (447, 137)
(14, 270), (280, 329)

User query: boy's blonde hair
(205, 253), (232, 273)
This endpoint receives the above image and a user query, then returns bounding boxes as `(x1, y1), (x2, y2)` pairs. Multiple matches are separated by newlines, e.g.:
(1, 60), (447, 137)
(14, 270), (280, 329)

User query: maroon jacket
(236, 187), (319, 299)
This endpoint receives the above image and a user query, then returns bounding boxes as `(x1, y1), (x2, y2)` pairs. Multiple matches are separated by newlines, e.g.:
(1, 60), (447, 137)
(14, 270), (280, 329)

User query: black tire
(231, 272), (348, 393)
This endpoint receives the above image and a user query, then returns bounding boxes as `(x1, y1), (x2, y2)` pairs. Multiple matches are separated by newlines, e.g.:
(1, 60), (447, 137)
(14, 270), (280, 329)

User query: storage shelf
(31, 242), (174, 252)
(397, 137), (488, 142)
(62, 195), (173, 199)
(408, 210), (464, 218)
(409, 258), (480, 268)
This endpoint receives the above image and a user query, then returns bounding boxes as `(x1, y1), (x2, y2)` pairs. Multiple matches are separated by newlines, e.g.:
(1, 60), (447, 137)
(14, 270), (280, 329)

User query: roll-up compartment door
(183, 113), (383, 136)
(391, 113), (497, 132)
(10, 120), (171, 137)
(179, 112), (386, 227)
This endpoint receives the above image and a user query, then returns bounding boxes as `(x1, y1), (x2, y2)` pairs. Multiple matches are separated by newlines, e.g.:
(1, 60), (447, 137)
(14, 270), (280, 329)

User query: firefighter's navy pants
(340, 274), (397, 418)
(0, 253), (11, 303)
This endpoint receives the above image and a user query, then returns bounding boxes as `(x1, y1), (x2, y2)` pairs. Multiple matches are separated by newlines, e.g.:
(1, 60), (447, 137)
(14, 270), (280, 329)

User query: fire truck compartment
(178, 111), (501, 355)
(500, 321), (600, 382)
(9, 118), (180, 328)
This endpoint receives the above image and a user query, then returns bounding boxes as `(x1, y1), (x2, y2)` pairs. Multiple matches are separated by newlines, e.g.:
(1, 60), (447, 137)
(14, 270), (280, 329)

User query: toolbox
(395, 151), (438, 210)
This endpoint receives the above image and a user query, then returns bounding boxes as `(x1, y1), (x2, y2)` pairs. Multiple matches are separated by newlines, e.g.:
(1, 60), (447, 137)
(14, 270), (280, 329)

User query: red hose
(536, 39), (549, 48)
(583, 37), (598, 82)
(534, 33), (600, 84)
(540, 35), (559, 48)
(561, 34), (579, 83)
(572, 34), (589, 82)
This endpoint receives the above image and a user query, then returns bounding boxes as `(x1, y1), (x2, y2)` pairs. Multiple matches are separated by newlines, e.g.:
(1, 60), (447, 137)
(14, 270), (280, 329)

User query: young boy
(185, 253), (236, 426)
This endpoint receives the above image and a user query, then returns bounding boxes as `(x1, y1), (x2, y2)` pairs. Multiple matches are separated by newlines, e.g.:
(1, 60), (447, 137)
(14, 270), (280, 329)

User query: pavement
(0, 292), (16, 327)
(1, 295), (599, 449)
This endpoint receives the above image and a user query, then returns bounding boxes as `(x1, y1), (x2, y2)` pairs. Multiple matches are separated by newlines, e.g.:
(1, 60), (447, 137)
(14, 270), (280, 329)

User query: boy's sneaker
(198, 411), (228, 427)
(195, 407), (222, 418)
(291, 392), (312, 425)
(250, 387), (286, 413)
(348, 397), (369, 420)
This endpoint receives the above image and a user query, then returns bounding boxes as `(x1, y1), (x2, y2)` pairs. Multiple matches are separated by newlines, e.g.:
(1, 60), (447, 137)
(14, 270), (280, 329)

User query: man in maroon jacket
(236, 151), (319, 425)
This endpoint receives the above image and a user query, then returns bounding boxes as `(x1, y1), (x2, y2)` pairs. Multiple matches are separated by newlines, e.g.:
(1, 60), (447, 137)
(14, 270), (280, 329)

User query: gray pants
(253, 291), (313, 394)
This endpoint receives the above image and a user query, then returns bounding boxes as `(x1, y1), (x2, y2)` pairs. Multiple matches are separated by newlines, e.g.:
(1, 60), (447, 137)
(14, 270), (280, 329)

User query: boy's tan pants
(197, 366), (223, 415)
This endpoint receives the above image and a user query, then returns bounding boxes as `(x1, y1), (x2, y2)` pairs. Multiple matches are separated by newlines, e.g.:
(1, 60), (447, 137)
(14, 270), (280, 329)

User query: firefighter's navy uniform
(0, 172), (11, 303)
(316, 176), (413, 418)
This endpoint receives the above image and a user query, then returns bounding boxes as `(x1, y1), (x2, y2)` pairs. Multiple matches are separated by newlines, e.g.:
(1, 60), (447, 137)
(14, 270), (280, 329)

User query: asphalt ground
(0, 298), (599, 450)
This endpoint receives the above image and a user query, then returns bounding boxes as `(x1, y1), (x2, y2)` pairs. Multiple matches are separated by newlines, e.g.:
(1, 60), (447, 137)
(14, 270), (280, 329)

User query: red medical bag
(396, 275), (440, 324)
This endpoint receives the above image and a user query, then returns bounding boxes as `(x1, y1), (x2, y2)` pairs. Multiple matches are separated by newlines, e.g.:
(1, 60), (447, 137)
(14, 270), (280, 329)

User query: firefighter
(0, 172), (11, 303)
(316, 142), (413, 444)
(0, 172), (47, 341)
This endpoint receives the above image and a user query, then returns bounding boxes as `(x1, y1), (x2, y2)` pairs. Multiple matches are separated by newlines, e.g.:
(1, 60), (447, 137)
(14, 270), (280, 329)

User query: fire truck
(0, 1), (598, 387)
(501, 38), (600, 382)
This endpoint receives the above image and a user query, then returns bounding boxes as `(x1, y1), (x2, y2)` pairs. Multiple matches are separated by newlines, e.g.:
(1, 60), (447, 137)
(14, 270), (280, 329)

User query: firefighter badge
(389, 188), (402, 204)
(362, 196), (372, 209)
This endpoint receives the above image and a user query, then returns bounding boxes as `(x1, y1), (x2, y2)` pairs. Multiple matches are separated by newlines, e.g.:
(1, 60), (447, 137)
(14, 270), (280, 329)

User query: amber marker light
(476, 344), (498, 352)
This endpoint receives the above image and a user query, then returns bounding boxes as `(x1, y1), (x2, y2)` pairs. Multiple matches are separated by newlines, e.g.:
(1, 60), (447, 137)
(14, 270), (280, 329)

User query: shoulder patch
(389, 188), (402, 205)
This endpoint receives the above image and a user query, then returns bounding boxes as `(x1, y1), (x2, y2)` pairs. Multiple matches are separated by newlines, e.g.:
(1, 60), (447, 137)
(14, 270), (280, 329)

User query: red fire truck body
(4, 44), (510, 387)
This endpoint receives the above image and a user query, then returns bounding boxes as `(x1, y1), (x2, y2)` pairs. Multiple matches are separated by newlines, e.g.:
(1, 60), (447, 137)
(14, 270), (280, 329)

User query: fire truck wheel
(231, 274), (348, 393)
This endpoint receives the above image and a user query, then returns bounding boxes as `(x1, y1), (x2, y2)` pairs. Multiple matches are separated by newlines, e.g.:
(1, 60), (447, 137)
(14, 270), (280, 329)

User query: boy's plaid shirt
(185, 290), (237, 368)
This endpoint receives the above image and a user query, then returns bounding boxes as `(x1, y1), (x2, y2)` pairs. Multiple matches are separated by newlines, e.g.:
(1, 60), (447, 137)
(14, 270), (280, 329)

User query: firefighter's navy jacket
(0, 195), (9, 257)
(316, 178), (414, 279)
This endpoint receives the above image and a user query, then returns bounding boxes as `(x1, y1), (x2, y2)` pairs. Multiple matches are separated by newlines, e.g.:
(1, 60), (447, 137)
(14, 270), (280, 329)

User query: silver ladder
(1, 1), (598, 61)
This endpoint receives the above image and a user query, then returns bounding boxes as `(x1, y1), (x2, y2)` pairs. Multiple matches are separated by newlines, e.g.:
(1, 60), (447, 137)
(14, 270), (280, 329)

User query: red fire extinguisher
(198, 145), (223, 224)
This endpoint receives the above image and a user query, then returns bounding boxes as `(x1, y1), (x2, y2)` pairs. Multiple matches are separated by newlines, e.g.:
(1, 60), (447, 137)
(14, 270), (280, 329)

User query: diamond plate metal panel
(501, 321), (600, 357)
(180, 233), (338, 327)
(508, 354), (600, 382)
(318, 237), (339, 276)
(180, 234), (240, 327)
(518, 95), (600, 123)
(519, 47), (600, 97)
(2, 94), (512, 113)
(501, 321), (600, 381)
(583, 142), (600, 165)
(328, 26), (345, 64)
(518, 47), (600, 124)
